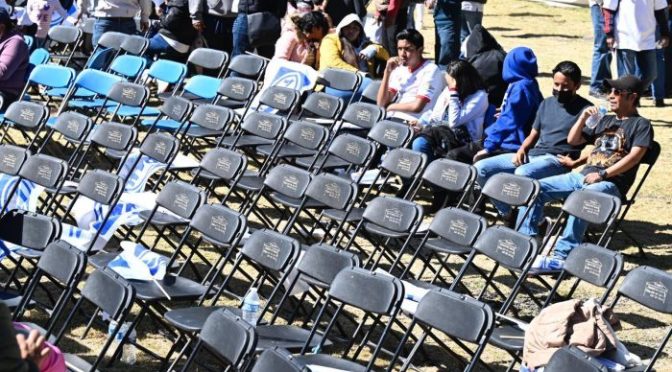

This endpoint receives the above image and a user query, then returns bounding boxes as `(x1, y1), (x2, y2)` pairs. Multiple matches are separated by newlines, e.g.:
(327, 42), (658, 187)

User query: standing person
(190, 0), (236, 53)
(588, 0), (612, 97)
(325, 0), (366, 26)
(461, 24), (507, 108)
(428, 0), (461, 69)
(460, 0), (484, 42)
(602, 0), (670, 97)
(0, 8), (29, 111)
(26, 0), (68, 47)
(232, 0), (288, 58)
(651, 8), (669, 107)
(77, 0), (151, 46)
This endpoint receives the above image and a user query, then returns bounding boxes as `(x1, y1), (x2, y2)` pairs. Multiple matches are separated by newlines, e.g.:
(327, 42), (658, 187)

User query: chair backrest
(147, 59), (188, 85)
(27, 64), (76, 89)
(360, 79), (382, 103)
(239, 112), (286, 140)
(37, 240), (87, 286)
(80, 269), (134, 321)
(47, 25), (82, 45)
(251, 347), (306, 372)
(18, 154), (67, 189)
(545, 346), (608, 372)
(617, 265), (672, 314)
(423, 158), (477, 193)
(2, 101), (48, 130)
(71, 69), (125, 97)
(0, 210), (60, 250)
(472, 226), (538, 271)
(415, 288), (494, 344)
(97, 31), (127, 50)
(119, 35), (148, 55)
(217, 76), (257, 102)
(0, 144), (29, 176)
(263, 164), (312, 200)
(76, 169), (124, 205)
(257, 86), (300, 114)
(90, 121), (137, 152)
(187, 48), (229, 76)
(560, 243), (623, 298)
(381, 148), (427, 180)
(139, 132), (180, 164)
(297, 243), (359, 286)
(329, 267), (404, 315)
(300, 92), (343, 120)
(226, 54), (267, 78)
(155, 180), (207, 219)
(241, 229), (300, 273)
(283, 120), (329, 151)
(367, 120), (413, 148)
(158, 95), (193, 123)
(481, 173), (540, 207)
(324, 134), (376, 168)
(52, 111), (92, 143)
(24, 35), (34, 49)
(321, 68), (360, 92)
(562, 189), (622, 226)
(340, 102), (385, 130)
(305, 172), (358, 211)
(189, 203), (247, 246)
(362, 196), (423, 234)
(199, 310), (257, 369)
(109, 55), (147, 80)
(198, 148), (247, 182)
(189, 103), (234, 131)
(106, 81), (150, 108)
(429, 207), (487, 247)
(28, 48), (50, 66)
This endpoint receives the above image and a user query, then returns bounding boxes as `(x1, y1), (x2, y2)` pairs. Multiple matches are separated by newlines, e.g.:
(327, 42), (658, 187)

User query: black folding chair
(609, 265), (672, 372)
(219, 111), (287, 153)
(366, 119), (414, 150)
(256, 119), (330, 163)
(180, 310), (257, 371)
(409, 158), (478, 212)
(319, 68), (362, 108)
(245, 85), (301, 118)
(46, 25), (83, 68)
(544, 346), (609, 372)
(141, 95), (194, 135)
(389, 288), (495, 372)
(294, 132), (377, 175)
(119, 34), (149, 56)
(69, 121), (138, 178)
(223, 54), (268, 83)
(35, 111), (92, 172)
(212, 76), (258, 114)
(0, 101), (50, 150)
(179, 103), (236, 158)
(186, 47), (229, 78)
(191, 147), (248, 205)
(473, 173), (540, 230)
(101, 81), (151, 128)
(359, 79), (382, 103)
(331, 101), (385, 134)
(251, 347), (308, 372)
(293, 92), (344, 135)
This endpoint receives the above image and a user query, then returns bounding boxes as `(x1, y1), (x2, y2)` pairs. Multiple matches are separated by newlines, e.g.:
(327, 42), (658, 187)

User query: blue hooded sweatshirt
(483, 47), (543, 153)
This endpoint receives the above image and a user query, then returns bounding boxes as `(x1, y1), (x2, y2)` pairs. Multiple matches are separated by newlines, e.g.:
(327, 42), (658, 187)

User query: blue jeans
(460, 10), (483, 42)
(475, 153), (570, 215)
(517, 172), (621, 259)
(590, 5), (612, 92)
(146, 34), (176, 59)
(616, 49), (658, 92)
(93, 17), (137, 47)
(232, 13), (249, 58)
(412, 136), (435, 162)
(434, 3), (461, 69)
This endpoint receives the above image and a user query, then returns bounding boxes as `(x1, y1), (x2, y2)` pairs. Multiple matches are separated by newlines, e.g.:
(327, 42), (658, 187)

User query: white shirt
(388, 59), (445, 120)
(420, 89), (489, 141)
(603, 0), (668, 51)
(77, 0), (151, 22)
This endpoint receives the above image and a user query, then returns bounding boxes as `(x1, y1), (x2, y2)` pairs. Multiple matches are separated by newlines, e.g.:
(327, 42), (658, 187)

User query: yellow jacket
(318, 33), (390, 77)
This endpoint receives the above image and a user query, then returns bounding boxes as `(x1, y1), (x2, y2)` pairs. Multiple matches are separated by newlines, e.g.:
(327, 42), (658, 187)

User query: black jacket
(159, 0), (198, 46)
(325, 0), (366, 26)
(238, 0), (288, 18)
(464, 24), (507, 107)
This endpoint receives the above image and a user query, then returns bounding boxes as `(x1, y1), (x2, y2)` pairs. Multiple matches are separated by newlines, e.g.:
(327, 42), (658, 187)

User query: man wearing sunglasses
(517, 75), (653, 273)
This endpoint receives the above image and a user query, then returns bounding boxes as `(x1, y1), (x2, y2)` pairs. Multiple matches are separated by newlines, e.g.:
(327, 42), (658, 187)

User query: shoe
(529, 255), (565, 274)
(655, 99), (665, 107)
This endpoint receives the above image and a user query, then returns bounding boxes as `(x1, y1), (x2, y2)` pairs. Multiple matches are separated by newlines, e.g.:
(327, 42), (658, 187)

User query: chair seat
(140, 118), (183, 131)
(88, 251), (119, 270)
(137, 210), (189, 226)
(422, 238), (472, 255)
(220, 135), (273, 148)
(0, 290), (32, 310)
(236, 174), (264, 192)
(489, 325), (525, 351)
(268, 193), (327, 209)
(46, 87), (95, 98)
(112, 105), (160, 118)
(256, 325), (331, 351)
(363, 222), (409, 239)
(294, 155), (349, 170)
(191, 168), (222, 181)
(293, 354), (367, 372)
(164, 306), (238, 332)
(14, 248), (44, 259)
(321, 208), (364, 223)
(257, 144), (316, 158)
(215, 98), (245, 109)
(131, 276), (207, 301)
(64, 353), (98, 372)
(185, 126), (222, 138)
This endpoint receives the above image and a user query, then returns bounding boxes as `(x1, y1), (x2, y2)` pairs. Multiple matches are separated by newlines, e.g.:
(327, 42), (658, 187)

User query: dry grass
(8, 0), (672, 370)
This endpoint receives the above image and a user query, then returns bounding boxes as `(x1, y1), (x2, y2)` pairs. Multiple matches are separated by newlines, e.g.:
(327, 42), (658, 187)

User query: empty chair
(409, 158), (478, 212)
(0, 101), (50, 150)
(140, 95), (194, 133)
(223, 53), (267, 82)
(187, 47), (229, 77)
(211, 76), (258, 111)
(474, 172), (540, 229)
(332, 101), (385, 133)
(46, 25), (83, 67)
(56, 69), (125, 112)
(295, 92), (344, 131)
(108, 54), (148, 82)
(360, 79), (382, 103)
(320, 67), (362, 106)
(179, 103), (236, 155)
(191, 147), (248, 204)
(251, 347), (307, 372)
(119, 35), (149, 56)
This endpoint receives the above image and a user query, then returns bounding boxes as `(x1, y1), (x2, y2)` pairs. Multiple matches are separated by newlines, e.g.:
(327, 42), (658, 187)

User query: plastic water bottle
(242, 287), (261, 326)
(586, 102), (608, 129)
(107, 321), (137, 364)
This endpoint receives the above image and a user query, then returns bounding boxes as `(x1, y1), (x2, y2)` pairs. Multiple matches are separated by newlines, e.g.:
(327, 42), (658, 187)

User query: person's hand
(583, 172), (603, 184)
(446, 75), (457, 90)
(140, 20), (150, 33)
(385, 57), (400, 72)
(557, 154), (575, 168)
(16, 330), (50, 368)
(581, 106), (599, 121)
(512, 149), (527, 166)
(473, 149), (489, 163)
(192, 20), (204, 32)
(410, 121), (421, 134)
(659, 35), (670, 49)
(606, 36), (615, 49)
(359, 45), (377, 61)
(155, 6), (163, 16)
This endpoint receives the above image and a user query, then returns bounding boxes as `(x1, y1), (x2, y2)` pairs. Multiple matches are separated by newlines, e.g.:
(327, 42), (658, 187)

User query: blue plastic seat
(108, 54), (147, 82)
(59, 69), (125, 111)
(181, 75), (221, 101)
(20, 64), (76, 108)
(46, 48), (118, 99)
(28, 48), (49, 66)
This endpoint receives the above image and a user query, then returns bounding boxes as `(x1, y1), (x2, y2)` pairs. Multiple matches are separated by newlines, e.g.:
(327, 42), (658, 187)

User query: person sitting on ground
(445, 46), (543, 164)
(0, 8), (29, 111)
(474, 60), (592, 223)
(518, 75), (653, 273)
(274, 10), (330, 69)
(319, 13), (389, 98)
(376, 28), (445, 122)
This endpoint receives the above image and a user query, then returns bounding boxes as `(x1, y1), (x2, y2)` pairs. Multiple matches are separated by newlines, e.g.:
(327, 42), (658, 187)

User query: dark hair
(445, 60), (485, 101)
(395, 29), (424, 49)
(296, 11), (330, 36)
(552, 61), (582, 85)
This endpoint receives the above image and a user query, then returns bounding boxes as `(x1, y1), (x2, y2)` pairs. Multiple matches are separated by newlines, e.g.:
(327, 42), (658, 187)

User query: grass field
(10, 0), (672, 370)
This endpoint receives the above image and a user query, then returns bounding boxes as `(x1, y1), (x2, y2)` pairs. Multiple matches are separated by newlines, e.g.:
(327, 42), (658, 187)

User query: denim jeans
(203, 14), (235, 52)
(412, 136), (435, 163)
(93, 17), (137, 47)
(517, 172), (621, 259)
(616, 49), (658, 92)
(231, 13), (275, 59)
(589, 5), (612, 92)
(434, 3), (461, 69)
(145, 34), (176, 60)
(475, 153), (570, 215)
(460, 10), (483, 42)
(652, 9), (668, 101)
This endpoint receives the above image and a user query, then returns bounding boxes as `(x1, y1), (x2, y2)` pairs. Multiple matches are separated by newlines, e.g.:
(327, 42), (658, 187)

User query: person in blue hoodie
(445, 46), (544, 165)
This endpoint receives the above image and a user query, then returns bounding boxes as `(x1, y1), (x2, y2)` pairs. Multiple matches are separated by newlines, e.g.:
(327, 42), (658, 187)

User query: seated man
(518, 75), (653, 272)
(474, 61), (592, 221)
(377, 28), (445, 122)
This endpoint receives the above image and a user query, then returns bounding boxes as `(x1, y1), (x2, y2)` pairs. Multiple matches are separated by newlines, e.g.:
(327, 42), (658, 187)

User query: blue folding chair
(108, 54), (147, 82)
(180, 75), (222, 102)
(53, 69), (125, 122)
(18, 64), (76, 111)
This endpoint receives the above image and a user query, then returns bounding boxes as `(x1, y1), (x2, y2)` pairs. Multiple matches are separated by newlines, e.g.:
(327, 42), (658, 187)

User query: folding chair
(331, 101), (385, 134)
(46, 25), (83, 68)
(293, 132), (377, 174)
(256, 120), (330, 164)
(28, 47), (49, 68)
(78, 31), (127, 72)
(360, 147), (428, 200)
(12, 240), (87, 337)
(389, 288), (495, 371)
(69, 121), (138, 178)
(246, 85), (301, 118)
(36, 111), (93, 167)
(178, 103), (236, 157)
(609, 265), (672, 371)
(118, 35), (149, 56)
(359, 79), (382, 103)
(186, 47), (229, 78)
(219, 111), (287, 152)
(319, 67), (362, 107)
(55, 69), (125, 114)
(52, 268), (135, 371)
(251, 347), (307, 372)
(294, 92), (344, 133)
(605, 140), (661, 256)
(139, 95), (193, 134)
(472, 173), (540, 230)
(409, 158), (478, 211)
(180, 310), (257, 371)
(366, 119), (414, 150)
(211, 76), (258, 112)
(107, 54), (148, 83)
(223, 53), (268, 83)
(190, 147), (248, 205)
(296, 267), (404, 371)
(0, 101), (49, 150)
(545, 346), (609, 372)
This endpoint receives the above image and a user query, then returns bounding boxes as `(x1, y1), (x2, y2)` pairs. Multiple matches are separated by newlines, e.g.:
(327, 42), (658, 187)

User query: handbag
(247, 11), (281, 48)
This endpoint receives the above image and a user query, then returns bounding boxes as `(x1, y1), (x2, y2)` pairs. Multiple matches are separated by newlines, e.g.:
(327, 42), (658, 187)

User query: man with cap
(517, 75), (654, 273)
(0, 7), (29, 111)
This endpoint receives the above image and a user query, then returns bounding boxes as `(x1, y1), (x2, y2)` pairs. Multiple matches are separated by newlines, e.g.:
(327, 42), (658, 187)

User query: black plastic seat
(293, 354), (367, 372)
(268, 192), (327, 209)
(489, 325), (524, 351)
(131, 276), (208, 302)
(137, 209), (188, 226)
(321, 207), (364, 222)
(164, 305), (233, 332)
(422, 238), (472, 255)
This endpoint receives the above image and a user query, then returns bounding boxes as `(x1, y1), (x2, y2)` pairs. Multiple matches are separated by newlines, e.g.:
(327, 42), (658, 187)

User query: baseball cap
(604, 75), (643, 95)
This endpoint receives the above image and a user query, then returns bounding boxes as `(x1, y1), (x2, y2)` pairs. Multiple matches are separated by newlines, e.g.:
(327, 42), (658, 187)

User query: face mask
(553, 88), (574, 104)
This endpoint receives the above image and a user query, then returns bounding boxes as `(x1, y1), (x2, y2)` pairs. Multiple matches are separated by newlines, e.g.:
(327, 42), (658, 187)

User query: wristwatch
(598, 169), (608, 180)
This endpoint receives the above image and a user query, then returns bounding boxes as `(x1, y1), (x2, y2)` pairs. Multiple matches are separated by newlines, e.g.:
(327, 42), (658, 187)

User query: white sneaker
(529, 255), (565, 274)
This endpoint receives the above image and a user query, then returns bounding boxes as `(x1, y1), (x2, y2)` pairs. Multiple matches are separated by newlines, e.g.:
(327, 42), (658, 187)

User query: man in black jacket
(324, 0), (366, 26)
(232, 0), (288, 58)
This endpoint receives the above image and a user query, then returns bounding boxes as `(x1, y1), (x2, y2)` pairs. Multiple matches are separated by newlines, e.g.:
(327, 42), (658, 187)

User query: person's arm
(557, 152), (588, 169)
(568, 106), (599, 146)
(0, 304), (46, 372)
(482, 85), (535, 153)
(584, 146), (648, 184)
(189, 0), (204, 22)
(446, 90), (489, 128)
(0, 38), (28, 82)
(318, 35), (359, 72)
(274, 33), (296, 60)
(377, 57), (398, 107)
(387, 97), (428, 113)
(512, 128), (540, 166)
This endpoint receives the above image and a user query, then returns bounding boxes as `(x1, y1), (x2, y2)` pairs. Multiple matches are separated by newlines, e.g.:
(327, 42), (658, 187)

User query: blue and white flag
(248, 59), (318, 115)
(108, 241), (169, 281)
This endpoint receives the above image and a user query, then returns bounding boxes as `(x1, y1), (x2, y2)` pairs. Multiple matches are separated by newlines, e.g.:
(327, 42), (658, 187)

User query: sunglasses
(609, 88), (634, 96)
